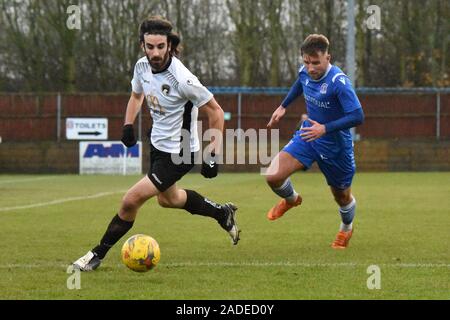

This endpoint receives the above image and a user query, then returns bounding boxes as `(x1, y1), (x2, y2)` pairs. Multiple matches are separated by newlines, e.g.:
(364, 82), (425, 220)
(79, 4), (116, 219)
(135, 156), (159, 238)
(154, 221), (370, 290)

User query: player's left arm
(301, 76), (364, 142)
(199, 97), (224, 155)
(179, 75), (224, 177)
(197, 97), (224, 178)
(179, 76), (224, 155)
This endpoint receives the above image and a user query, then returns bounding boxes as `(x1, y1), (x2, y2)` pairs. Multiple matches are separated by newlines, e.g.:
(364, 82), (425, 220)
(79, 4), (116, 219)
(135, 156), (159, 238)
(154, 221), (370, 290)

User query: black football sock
(183, 189), (226, 221)
(92, 214), (134, 259)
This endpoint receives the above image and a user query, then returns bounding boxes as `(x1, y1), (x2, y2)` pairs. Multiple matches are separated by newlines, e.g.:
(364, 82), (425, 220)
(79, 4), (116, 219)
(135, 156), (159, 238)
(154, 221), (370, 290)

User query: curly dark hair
(139, 15), (181, 57)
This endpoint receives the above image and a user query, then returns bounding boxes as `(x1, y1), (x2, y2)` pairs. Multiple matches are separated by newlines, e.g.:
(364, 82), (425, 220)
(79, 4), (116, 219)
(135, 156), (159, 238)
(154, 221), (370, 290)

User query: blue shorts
(282, 132), (356, 190)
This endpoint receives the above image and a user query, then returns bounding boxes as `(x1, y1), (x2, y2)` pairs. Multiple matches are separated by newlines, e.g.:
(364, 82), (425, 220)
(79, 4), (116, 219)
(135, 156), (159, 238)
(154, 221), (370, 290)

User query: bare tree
(0, 0), (447, 91)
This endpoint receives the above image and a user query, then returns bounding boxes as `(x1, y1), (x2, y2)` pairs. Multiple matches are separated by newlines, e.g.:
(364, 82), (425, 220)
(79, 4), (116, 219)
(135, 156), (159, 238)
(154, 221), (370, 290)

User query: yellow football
(121, 234), (160, 272)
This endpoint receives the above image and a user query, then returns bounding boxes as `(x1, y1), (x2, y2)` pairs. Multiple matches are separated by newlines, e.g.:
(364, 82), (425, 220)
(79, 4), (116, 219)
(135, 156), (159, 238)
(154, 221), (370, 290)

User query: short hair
(139, 15), (181, 56)
(300, 34), (330, 56)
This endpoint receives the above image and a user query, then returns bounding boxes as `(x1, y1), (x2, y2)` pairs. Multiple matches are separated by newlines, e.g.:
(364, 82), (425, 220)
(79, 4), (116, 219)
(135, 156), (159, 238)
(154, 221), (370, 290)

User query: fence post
(237, 92), (242, 141)
(138, 109), (142, 141)
(436, 91), (441, 140)
(57, 92), (61, 142)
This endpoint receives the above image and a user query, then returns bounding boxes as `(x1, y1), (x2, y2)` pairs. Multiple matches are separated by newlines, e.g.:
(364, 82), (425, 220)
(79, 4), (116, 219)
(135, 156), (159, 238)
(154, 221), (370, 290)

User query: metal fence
(0, 87), (449, 142)
(208, 87), (450, 141)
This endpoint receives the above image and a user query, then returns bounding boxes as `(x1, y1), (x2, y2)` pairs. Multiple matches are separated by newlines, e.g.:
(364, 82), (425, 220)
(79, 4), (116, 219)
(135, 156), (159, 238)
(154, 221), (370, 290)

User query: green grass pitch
(0, 172), (448, 299)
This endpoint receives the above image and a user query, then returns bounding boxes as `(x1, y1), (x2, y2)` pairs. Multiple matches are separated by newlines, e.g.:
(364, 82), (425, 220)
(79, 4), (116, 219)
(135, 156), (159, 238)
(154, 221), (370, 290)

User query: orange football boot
(331, 229), (353, 249)
(267, 195), (302, 221)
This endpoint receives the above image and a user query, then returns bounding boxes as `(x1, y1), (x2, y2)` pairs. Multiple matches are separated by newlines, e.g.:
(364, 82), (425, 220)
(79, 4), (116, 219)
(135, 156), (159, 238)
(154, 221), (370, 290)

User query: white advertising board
(79, 141), (142, 175)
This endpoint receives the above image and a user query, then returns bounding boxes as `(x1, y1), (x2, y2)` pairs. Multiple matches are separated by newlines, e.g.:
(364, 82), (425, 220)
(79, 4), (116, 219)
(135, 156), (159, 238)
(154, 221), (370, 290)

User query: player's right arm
(121, 61), (146, 147)
(121, 91), (144, 148)
(267, 105), (286, 128)
(267, 76), (303, 128)
(124, 91), (145, 125)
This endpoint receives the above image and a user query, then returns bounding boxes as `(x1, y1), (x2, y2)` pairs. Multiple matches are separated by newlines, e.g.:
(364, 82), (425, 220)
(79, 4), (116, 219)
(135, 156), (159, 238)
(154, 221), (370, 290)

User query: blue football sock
(339, 197), (356, 230)
(271, 178), (298, 203)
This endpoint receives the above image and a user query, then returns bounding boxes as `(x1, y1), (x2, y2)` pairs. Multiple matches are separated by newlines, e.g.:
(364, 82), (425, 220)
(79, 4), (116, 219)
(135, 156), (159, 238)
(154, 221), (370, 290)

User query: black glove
(121, 124), (137, 147)
(201, 153), (219, 178)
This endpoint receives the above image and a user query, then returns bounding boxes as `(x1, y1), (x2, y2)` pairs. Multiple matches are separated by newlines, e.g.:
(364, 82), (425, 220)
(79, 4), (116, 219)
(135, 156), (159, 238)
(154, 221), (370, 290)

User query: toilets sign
(66, 118), (108, 140)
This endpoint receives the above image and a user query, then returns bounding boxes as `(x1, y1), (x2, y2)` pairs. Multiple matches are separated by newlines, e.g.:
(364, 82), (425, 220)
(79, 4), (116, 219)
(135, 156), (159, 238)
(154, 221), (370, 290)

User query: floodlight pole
(346, 0), (357, 140)
(346, 0), (356, 84)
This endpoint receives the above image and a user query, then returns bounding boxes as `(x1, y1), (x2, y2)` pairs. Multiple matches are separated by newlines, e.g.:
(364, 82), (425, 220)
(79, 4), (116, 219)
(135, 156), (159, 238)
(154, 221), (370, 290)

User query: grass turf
(0, 172), (449, 299)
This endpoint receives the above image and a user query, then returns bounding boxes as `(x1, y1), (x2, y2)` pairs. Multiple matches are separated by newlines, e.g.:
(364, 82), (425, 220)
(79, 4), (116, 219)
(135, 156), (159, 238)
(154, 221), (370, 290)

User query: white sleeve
(178, 76), (213, 108)
(131, 64), (143, 94)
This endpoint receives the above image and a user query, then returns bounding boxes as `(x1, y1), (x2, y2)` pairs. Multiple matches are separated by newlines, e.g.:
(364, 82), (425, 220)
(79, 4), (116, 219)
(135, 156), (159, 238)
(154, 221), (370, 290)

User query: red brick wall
(0, 92), (448, 142)
(1, 140), (449, 173)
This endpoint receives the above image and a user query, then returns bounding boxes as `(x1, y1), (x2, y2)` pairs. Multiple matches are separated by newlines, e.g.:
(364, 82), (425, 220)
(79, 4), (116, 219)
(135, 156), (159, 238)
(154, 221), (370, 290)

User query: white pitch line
(164, 262), (450, 268)
(0, 190), (126, 212)
(0, 177), (55, 185)
(165, 262), (360, 267)
(0, 262), (448, 269)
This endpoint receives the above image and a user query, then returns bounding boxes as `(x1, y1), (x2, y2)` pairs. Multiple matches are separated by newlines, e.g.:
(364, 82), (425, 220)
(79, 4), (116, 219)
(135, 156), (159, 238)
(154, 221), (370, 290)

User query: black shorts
(147, 144), (195, 192)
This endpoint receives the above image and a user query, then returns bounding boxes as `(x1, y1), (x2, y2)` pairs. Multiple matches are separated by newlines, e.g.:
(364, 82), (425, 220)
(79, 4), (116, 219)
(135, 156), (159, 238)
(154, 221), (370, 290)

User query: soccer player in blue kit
(266, 34), (364, 249)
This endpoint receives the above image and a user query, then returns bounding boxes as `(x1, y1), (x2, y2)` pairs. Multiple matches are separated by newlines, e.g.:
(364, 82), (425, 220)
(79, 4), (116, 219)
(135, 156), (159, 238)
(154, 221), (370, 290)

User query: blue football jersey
(285, 64), (362, 158)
